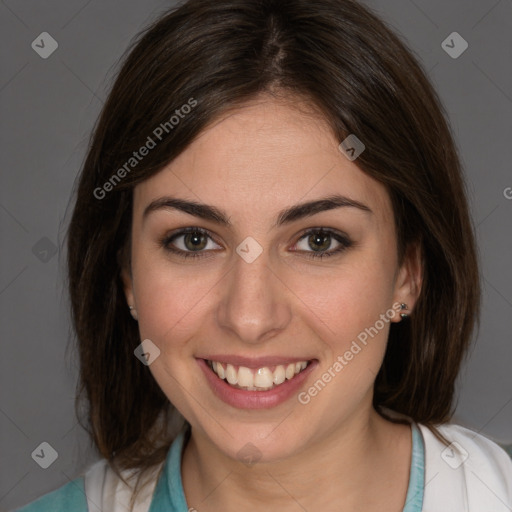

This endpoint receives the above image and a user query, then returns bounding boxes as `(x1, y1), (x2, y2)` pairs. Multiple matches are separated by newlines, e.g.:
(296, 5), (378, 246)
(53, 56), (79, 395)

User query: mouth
(205, 359), (311, 391)
(197, 356), (317, 409)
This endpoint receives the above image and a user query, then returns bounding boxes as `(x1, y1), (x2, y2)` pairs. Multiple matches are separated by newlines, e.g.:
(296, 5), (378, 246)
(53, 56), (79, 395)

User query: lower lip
(197, 358), (317, 410)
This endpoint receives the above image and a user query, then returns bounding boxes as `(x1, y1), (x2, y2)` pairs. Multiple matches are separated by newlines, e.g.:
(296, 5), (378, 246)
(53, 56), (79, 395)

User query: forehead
(133, 97), (393, 226)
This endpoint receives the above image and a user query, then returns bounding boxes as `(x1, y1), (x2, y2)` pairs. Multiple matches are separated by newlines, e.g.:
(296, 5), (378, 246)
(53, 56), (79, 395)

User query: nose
(215, 249), (292, 345)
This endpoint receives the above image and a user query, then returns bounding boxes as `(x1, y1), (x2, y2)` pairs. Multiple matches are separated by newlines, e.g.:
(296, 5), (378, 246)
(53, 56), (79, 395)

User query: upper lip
(198, 355), (314, 369)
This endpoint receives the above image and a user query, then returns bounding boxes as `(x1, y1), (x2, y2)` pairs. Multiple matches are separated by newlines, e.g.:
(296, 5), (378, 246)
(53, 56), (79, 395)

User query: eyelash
(159, 227), (353, 260)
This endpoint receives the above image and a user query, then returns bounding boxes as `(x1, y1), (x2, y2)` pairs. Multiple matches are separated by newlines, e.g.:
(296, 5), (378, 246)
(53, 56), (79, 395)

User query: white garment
(84, 458), (160, 512)
(418, 423), (512, 511)
(84, 423), (512, 511)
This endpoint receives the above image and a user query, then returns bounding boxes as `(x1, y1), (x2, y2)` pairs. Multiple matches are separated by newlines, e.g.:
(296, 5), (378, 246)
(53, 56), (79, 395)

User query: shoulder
(14, 457), (165, 512)
(420, 422), (512, 476)
(83, 457), (164, 512)
(417, 422), (512, 512)
(14, 477), (87, 512)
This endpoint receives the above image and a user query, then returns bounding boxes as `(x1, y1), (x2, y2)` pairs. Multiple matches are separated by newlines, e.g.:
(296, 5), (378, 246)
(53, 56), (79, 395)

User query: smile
(206, 359), (310, 391)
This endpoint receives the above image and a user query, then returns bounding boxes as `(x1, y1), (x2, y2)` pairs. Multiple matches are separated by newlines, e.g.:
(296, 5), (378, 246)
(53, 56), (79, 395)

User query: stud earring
(400, 303), (409, 320)
(129, 305), (138, 321)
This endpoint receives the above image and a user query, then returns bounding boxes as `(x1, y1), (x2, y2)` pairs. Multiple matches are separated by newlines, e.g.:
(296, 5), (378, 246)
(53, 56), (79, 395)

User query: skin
(122, 95), (422, 511)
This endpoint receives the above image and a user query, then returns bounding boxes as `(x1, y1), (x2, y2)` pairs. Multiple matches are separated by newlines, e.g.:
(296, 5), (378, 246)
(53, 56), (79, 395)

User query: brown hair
(66, 0), (480, 506)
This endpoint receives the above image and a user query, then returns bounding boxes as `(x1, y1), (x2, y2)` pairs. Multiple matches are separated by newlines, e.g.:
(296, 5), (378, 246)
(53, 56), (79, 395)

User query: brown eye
(161, 227), (221, 259)
(293, 228), (353, 259)
(307, 232), (332, 252)
(182, 231), (208, 251)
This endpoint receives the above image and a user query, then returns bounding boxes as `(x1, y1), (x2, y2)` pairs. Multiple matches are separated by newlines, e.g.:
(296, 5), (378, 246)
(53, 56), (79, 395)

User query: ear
(391, 240), (423, 322)
(118, 245), (135, 309)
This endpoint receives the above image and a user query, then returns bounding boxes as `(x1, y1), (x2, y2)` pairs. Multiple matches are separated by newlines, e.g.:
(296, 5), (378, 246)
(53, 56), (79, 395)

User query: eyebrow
(142, 194), (372, 228)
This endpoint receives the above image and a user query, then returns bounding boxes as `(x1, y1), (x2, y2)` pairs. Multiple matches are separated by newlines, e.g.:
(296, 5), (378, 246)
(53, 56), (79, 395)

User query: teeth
(216, 362), (225, 379)
(254, 367), (273, 388)
(273, 365), (286, 385)
(285, 363), (295, 380)
(208, 359), (309, 391)
(225, 364), (238, 385)
(238, 366), (254, 387)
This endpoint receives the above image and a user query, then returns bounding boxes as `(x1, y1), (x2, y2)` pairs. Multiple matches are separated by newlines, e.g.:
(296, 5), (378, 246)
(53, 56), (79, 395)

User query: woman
(16, 0), (512, 510)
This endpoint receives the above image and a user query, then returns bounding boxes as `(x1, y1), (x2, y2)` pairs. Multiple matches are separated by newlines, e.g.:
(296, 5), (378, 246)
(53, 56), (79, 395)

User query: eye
(160, 227), (221, 259)
(160, 227), (353, 261)
(292, 228), (353, 259)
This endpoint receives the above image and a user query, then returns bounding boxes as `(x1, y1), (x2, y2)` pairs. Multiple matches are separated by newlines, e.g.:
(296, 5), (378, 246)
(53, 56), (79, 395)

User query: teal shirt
(14, 477), (88, 512)
(16, 423), (425, 512)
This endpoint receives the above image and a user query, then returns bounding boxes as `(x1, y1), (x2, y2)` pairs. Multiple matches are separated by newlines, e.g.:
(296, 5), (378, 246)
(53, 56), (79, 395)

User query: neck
(181, 407), (412, 512)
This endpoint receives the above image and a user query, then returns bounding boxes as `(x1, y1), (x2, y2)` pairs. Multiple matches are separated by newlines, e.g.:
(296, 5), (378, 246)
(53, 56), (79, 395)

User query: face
(123, 96), (420, 464)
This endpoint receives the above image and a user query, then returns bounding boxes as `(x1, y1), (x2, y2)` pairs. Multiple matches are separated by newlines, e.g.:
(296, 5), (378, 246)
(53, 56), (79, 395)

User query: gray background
(0, 0), (511, 510)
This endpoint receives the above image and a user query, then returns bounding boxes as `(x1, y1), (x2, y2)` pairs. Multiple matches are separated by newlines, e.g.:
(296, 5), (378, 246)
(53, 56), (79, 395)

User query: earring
(129, 305), (138, 321)
(400, 303), (409, 320)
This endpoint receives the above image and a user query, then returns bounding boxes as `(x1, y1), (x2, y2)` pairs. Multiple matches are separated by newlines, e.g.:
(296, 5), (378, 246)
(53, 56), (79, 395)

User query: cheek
(130, 259), (220, 417)
(295, 271), (395, 413)
(132, 256), (221, 349)
(289, 258), (395, 343)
